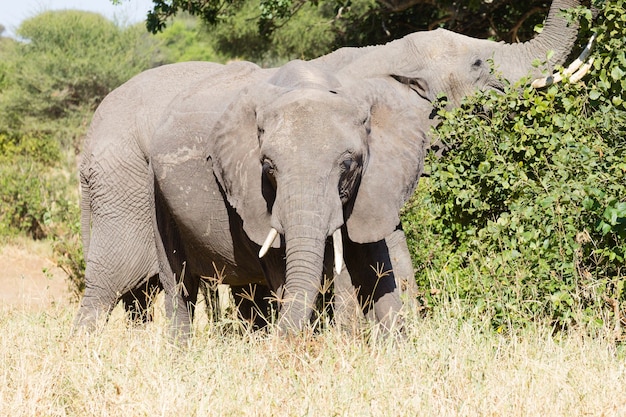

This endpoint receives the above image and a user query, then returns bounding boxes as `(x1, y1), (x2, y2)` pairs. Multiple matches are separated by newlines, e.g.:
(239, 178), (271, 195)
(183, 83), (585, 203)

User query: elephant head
(337, 0), (584, 105)
(207, 78), (428, 330)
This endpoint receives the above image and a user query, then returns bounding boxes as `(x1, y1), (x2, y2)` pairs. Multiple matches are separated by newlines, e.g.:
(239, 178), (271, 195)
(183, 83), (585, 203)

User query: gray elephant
(77, 61), (232, 325)
(150, 64), (429, 334)
(324, 0), (582, 105)
(76, 59), (424, 332)
(75, 0), (584, 333)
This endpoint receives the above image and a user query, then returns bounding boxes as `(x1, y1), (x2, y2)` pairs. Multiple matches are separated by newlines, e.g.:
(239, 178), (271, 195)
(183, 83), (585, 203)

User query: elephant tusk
(531, 34), (596, 88)
(562, 34), (595, 77)
(332, 229), (343, 275)
(569, 57), (594, 83)
(259, 228), (279, 258)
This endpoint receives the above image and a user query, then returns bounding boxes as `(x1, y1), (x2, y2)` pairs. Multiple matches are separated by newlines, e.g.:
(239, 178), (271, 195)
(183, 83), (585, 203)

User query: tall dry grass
(1, 295), (625, 416)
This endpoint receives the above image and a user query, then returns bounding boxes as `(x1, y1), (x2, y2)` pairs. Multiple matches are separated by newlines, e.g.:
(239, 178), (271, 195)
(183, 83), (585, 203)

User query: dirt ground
(0, 239), (71, 311)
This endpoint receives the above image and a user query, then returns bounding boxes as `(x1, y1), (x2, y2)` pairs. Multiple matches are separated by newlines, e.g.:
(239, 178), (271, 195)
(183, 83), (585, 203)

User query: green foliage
(0, 11), (160, 134)
(52, 202), (86, 301)
(402, 0), (626, 330)
(154, 15), (226, 63)
(208, 0), (341, 63)
(144, 0), (564, 55)
(0, 131), (64, 237)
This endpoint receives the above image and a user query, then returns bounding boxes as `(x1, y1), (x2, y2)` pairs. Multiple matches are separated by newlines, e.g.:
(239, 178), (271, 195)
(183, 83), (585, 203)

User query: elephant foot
(72, 303), (113, 335)
(163, 290), (194, 344)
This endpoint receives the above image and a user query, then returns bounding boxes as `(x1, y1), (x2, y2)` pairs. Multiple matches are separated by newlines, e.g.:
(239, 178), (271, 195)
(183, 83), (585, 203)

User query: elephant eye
(362, 114), (371, 135)
(262, 159), (275, 176)
(262, 158), (277, 189)
(338, 155), (362, 203)
(340, 158), (353, 173)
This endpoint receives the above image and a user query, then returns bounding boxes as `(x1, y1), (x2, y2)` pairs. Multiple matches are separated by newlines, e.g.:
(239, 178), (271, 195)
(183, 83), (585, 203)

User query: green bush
(402, 0), (626, 331)
(0, 132), (61, 237)
(154, 15), (226, 63)
(0, 10), (160, 135)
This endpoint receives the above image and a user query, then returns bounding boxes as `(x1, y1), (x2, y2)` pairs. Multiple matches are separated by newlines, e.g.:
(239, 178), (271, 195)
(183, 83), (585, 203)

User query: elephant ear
(346, 79), (429, 244)
(208, 86), (281, 249)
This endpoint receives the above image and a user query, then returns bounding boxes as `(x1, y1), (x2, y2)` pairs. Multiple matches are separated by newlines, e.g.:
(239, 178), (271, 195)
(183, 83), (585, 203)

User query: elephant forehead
(261, 115), (364, 159)
(265, 105), (361, 137)
(265, 94), (363, 125)
(404, 28), (471, 59)
(272, 87), (351, 108)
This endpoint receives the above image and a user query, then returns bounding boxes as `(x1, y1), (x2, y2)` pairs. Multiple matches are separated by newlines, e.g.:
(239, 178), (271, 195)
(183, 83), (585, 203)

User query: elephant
(75, 0), (585, 334)
(149, 62), (430, 334)
(320, 0), (583, 106)
(76, 59), (427, 333)
(76, 61), (236, 326)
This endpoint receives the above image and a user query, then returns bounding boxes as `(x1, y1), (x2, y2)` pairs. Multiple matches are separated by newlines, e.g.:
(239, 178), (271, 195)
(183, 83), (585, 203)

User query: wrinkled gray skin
(75, 0), (582, 333)
(78, 62), (225, 325)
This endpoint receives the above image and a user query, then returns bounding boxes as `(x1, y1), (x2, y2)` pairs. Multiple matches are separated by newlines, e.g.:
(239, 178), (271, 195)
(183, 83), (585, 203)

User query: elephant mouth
(258, 227), (344, 274)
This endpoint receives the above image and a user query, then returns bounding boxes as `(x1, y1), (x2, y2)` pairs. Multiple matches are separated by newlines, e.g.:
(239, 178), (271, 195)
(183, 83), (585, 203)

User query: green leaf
(611, 66), (625, 81)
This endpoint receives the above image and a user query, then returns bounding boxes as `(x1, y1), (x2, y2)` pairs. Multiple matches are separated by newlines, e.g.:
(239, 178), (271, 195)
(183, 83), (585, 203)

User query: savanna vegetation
(1, 301), (625, 415)
(0, 0), (625, 413)
(403, 0), (626, 333)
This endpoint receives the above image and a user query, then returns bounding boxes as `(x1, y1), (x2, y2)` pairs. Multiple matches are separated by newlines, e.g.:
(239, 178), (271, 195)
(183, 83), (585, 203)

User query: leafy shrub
(0, 132), (62, 237)
(154, 15), (226, 63)
(402, 0), (626, 331)
(51, 202), (85, 301)
(0, 10), (160, 136)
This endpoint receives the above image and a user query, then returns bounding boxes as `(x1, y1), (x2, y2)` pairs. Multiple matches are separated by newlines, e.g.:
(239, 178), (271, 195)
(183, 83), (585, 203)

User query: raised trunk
(492, 0), (582, 81)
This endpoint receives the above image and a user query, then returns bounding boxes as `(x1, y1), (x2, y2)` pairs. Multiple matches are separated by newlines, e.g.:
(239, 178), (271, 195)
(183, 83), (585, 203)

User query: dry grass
(1, 296), (625, 417)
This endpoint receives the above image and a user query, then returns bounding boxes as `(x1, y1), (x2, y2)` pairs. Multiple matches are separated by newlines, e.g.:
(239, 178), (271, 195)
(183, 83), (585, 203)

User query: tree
(140, 0), (576, 48)
(1, 10), (160, 132)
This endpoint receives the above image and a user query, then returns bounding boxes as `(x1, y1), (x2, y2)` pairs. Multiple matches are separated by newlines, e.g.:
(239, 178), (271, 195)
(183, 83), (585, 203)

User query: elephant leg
(342, 230), (403, 333)
(159, 276), (203, 338)
(74, 274), (118, 332)
(161, 260), (200, 340)
(154, 188), (200, 340)
(74, 224), (160, 332)
(76, 157), (161, 332)
(232, 284), (274, 329)
(385, 226), (419, 303)
(332, 265), (363, 331)
(258, 250), (288, 328)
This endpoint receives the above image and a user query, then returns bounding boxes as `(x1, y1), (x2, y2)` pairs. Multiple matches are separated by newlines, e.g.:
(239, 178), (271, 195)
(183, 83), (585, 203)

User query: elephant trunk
(492, 0), (582, 82)
(278, 222), (327, 330)
(274, 183), (343, 332)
